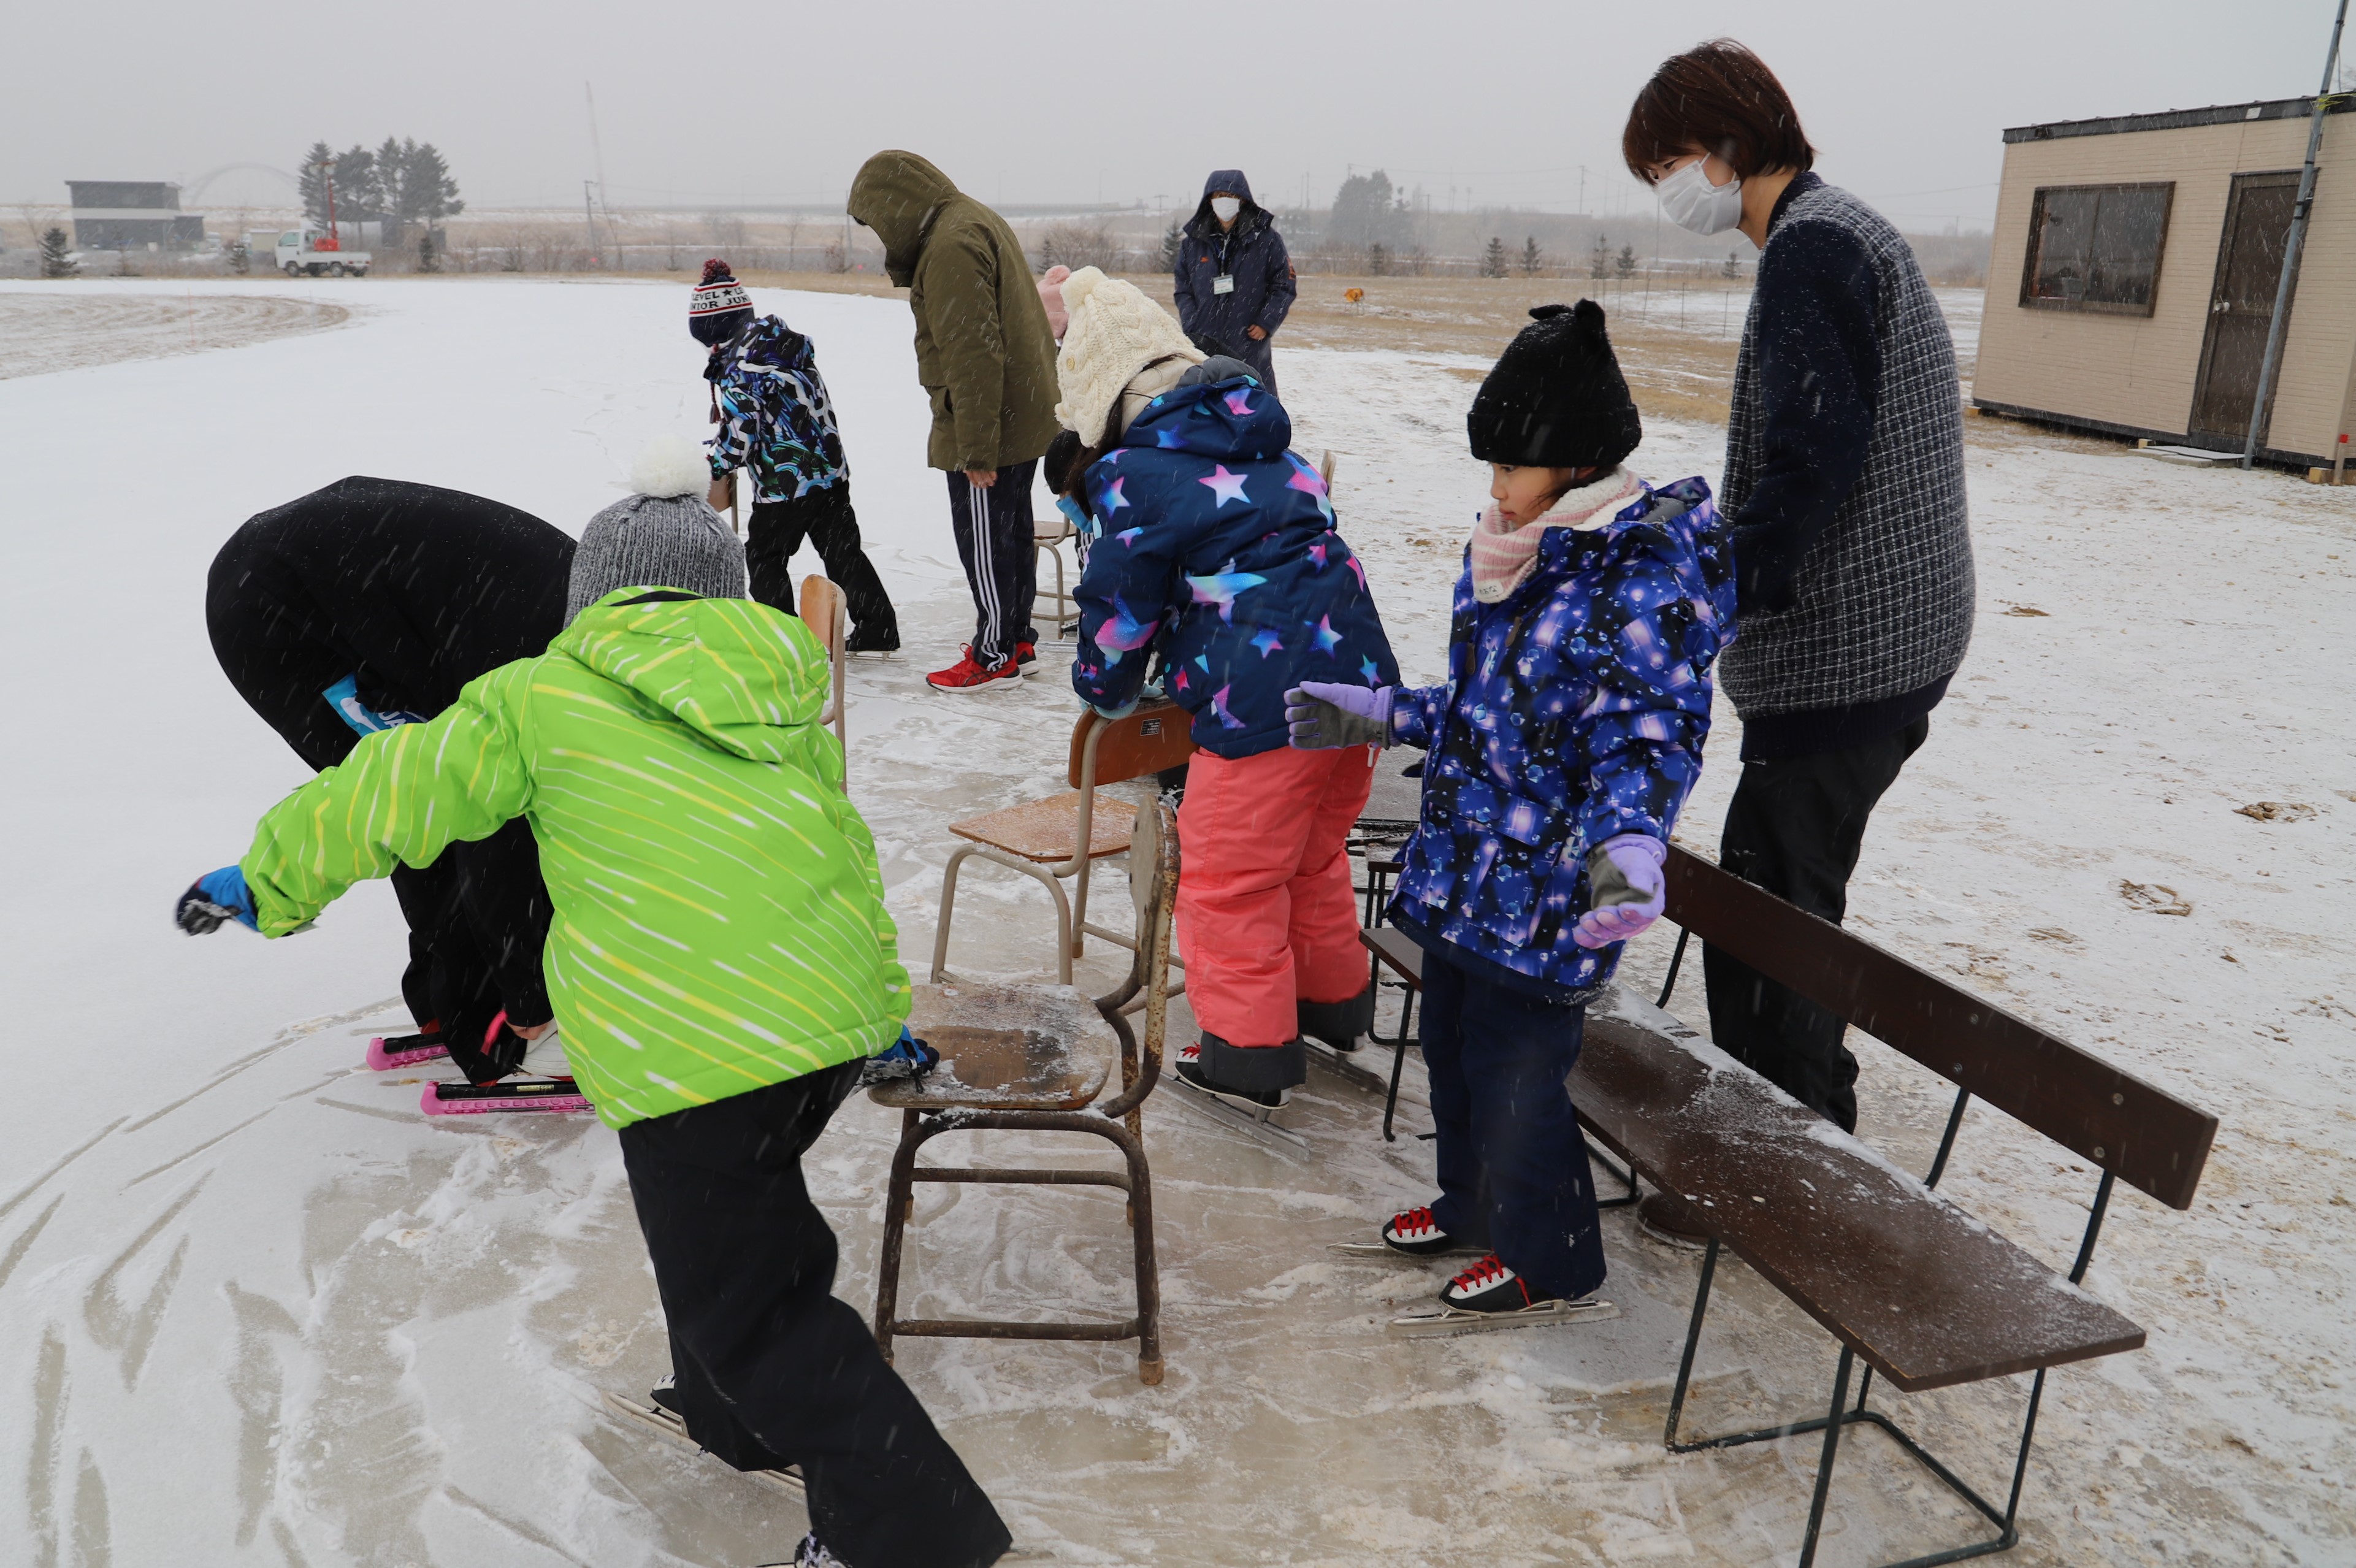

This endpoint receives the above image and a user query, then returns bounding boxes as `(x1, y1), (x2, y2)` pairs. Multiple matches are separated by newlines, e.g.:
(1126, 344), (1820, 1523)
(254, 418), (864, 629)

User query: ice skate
(597, 1388), (803, 1498)
(420, 1077), (593, 1115)
(365, 1026), (448, 1071)
(1389, 1253), (1618, 1337)
(1297, 986), (1374, 1053)
(1330, 1205), (1487, 1260)
(1168, 1040), (1310, 1150)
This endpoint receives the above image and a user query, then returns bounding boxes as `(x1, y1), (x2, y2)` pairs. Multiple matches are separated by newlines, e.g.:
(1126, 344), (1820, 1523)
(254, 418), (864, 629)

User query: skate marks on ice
(0, 290), (352, 381)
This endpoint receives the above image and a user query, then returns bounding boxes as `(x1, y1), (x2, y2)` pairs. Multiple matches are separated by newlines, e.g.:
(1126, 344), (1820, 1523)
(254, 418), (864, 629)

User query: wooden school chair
(796, 574), (848, 750)
(930, 702), (1194, 985)
(873, 798), (1179, 1385)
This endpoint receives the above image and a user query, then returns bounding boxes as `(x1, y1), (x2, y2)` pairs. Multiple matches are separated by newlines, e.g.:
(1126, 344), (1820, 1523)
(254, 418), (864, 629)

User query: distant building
(66, 182), (206, 251)
(1975, 96), (2356, 466)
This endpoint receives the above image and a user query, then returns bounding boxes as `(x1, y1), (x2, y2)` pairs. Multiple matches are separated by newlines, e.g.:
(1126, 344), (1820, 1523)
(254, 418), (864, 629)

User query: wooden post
(2336, 432), (2349, 485)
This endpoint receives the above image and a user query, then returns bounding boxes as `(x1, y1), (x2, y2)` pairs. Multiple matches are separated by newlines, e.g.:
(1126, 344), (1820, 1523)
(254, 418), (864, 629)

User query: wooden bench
(1360, 844), (2217, 1568)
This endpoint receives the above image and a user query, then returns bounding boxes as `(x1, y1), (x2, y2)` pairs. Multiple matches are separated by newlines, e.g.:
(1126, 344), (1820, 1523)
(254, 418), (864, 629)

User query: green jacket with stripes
(240, 589), (908, 1128)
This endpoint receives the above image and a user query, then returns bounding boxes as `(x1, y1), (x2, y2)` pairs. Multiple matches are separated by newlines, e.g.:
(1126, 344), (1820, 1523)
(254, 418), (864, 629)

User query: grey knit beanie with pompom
(565, 435), (749, 624)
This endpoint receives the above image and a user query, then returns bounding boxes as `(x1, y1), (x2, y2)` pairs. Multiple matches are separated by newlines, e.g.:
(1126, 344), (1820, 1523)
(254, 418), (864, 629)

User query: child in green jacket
(176, 439), (1010, 1568)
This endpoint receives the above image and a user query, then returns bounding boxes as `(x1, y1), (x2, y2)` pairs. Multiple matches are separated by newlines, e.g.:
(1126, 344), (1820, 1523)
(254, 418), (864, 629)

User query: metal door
(2190, 172), (2303, 442)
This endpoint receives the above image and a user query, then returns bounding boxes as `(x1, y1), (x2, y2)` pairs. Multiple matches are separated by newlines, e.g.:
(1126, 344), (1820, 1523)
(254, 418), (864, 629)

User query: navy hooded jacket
(1172, 171), (1297, 361)
(1069, 375), (1398, 760)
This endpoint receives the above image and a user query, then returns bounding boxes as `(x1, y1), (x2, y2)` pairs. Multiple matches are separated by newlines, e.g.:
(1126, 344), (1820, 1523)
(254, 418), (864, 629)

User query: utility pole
(584, 180), (601, 266)
(585, 82), (616, 265)
(2244, 0), (2350, 467)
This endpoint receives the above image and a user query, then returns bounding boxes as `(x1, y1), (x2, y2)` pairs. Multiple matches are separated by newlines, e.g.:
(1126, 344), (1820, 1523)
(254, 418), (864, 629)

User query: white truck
(264, 228), (371, 278)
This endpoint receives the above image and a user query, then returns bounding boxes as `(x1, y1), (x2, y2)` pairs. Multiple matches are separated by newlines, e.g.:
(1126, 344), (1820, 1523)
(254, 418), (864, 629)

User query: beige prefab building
(1975, 96), (2356, 466)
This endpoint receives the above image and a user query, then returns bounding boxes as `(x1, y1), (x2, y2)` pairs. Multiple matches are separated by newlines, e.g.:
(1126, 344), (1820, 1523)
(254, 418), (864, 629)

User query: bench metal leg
(1661, 1233), (2036, 1567)
(1593, 1149), (1639, 1209)
(1374, 981), (1418, 1142)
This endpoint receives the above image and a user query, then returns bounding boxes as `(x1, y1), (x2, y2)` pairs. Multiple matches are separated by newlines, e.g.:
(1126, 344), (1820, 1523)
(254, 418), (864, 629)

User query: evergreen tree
(226, 239), (252, 276)
(1480, 236), (1508, 278)
(1521, 236), (1543, 277)
(1615, 243), (1637, 279)
(297, 140), (337, 228)
(1723, 250), (1741, 279)
(1589, 233), (1610, 279)
(1366, 242), (1390, 277)
(39, 228), (77, 279)
(418, 231), (441, 273)
(402, 141), (464, 224)
(1330, 169), (1401, 248)
(1159, 220), (1181, 269)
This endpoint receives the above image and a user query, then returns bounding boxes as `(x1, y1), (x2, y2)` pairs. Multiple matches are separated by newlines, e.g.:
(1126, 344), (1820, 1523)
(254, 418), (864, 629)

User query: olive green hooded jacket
(239, 589), (908, 1129)
(848, 150), (1060, 473)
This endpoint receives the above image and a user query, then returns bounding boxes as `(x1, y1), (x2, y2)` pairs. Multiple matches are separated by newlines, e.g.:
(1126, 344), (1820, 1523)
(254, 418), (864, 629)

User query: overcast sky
(7, 0), (2344, 230)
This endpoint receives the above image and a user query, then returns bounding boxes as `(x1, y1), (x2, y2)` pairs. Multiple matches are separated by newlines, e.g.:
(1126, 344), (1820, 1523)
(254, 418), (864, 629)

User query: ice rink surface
(0, 278), (2349, 1566)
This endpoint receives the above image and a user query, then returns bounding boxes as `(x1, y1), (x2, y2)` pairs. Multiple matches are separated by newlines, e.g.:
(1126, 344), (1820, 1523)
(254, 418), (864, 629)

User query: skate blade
(1329, 1240), (1485, 1260)
(1388, 1296), (1620, 1339)
(598, 1391), (805, 1498)
(1163, 1073), (1311, 1153)
(421, 1079), (594, 1115)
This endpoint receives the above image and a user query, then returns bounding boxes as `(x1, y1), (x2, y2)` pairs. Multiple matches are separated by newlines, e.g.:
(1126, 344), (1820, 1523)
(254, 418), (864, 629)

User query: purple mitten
(1573, 835), (1666, 949)
(1285, 681), (1392, 749)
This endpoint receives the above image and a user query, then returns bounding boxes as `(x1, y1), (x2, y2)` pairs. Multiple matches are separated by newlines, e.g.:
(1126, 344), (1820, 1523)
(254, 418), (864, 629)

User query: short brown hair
(1622, 39), (1816, 184)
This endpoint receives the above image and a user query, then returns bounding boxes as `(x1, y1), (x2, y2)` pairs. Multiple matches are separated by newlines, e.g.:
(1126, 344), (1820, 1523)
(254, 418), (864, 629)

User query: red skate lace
(1391, 1206), (1436, 1237)
(1179, 1042), (1200, 1063)
(1451, 1255), (1509, 1291)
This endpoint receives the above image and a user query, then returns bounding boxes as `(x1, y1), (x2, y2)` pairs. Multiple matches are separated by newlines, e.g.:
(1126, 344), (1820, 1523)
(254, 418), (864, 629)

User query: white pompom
(1060, 265), (1108, 318)
(630, 433), (711, 499)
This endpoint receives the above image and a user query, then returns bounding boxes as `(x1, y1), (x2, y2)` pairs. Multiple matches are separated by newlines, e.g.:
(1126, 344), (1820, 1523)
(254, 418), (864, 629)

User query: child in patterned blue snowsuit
(1289, 300), (1735, 1320)
(1053, 269), (1398, 1109)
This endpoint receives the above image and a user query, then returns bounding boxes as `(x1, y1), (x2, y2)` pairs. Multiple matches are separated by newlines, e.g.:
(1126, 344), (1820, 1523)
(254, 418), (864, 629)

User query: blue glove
(859, 1025), (941, 1086)
(176, 866), (258, 935)
(323, 673), (427, 736)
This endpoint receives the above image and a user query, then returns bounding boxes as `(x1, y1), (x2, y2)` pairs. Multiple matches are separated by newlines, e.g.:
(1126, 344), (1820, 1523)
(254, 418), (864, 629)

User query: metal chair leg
(872, 1109), (922, 1363)
(932, 846), (1078, 985)
(1107, 1117), (1163, 1385)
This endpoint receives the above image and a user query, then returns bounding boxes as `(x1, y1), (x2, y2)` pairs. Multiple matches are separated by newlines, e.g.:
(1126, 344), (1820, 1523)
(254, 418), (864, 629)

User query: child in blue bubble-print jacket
(1288, 301), (1735, 1327)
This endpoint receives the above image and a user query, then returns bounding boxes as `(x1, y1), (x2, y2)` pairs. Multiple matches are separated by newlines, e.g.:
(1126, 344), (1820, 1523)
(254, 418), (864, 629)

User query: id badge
(1212, 273), (1235, 295)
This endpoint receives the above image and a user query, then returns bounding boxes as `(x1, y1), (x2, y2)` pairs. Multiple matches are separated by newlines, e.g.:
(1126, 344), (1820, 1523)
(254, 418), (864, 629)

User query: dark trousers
(945, 461), (1038, 666)
(1418, 947), (1607, 1302)
(746, 482), (899, 644)
(1703, 717), (1930, 1133)
(620, 1063), (1010, 1568)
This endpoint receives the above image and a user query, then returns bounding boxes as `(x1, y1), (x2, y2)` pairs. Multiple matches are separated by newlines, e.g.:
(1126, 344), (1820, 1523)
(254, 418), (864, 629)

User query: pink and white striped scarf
(1467, 467), (1642, 603)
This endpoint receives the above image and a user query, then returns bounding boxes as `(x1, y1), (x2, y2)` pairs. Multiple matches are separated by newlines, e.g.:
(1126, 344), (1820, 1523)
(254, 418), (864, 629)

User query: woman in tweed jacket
(1620, 40), (1975, 1228)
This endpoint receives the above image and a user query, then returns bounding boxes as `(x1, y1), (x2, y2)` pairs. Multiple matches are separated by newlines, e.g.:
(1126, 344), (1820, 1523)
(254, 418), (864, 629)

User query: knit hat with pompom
(565, 435), (748, 624)
(688, 258), (754, 346)
(1054, 266), (1204, 445)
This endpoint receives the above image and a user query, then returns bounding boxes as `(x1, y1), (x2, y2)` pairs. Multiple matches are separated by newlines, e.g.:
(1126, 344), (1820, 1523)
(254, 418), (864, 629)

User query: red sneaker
(925, 646), (1022, 694)
(1015, 640), (1038, 670)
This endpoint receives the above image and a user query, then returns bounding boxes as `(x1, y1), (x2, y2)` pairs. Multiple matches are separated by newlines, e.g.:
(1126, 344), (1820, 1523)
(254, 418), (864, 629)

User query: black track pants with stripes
(946, 461), (1039, 665)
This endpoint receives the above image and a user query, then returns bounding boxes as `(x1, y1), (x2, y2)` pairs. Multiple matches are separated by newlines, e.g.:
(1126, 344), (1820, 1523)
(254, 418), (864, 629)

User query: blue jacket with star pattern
(1068, 376), (1399, 759)
(1386, 477), (1735, 996)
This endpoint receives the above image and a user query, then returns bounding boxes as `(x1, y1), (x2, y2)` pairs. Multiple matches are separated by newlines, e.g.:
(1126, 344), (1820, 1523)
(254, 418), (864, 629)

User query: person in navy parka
(1052, 268), (1398, 1111)
(1288, 302), (1736, 1325)
(1172, 170), (1297, 394)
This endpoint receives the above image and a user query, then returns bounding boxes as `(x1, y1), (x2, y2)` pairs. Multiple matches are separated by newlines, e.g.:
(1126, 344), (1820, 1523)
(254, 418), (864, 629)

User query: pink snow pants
(1175, 744), (1377, 1049)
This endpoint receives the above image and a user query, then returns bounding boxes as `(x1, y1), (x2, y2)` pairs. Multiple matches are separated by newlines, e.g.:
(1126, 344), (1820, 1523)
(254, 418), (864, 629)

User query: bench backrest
(1662, 846), (2216, 1211)
(1067, 702), (1197, 791)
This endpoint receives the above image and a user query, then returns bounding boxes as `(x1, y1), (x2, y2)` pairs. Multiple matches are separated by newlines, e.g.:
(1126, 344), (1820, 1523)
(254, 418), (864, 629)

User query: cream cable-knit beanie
(1054, 267), (1204, 445)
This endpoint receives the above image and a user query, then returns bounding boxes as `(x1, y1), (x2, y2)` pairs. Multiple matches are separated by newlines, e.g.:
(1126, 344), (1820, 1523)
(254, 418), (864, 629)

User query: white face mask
(1656, 158), (1743, 235)
(1210, 196), (1242, 223)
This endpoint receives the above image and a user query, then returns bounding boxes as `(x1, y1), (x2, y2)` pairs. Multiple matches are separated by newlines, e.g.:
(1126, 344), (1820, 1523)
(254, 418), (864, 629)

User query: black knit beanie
(688, 258), (754, 347)
(1466, 300), (1642, 470)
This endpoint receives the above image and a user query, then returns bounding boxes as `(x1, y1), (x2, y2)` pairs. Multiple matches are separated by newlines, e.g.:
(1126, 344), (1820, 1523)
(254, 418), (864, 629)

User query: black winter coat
(1172, 170), (1296, 373)
(206, 477), (577, 1060)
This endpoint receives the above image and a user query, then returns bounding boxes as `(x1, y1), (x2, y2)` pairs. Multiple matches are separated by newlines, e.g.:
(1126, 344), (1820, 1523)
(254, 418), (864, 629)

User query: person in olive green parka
(849, 150), (1060, 693)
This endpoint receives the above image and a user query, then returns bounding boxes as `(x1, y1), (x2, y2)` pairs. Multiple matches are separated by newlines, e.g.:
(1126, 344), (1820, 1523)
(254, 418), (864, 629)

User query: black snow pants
(945, 461), (1039, 667)
(1702, 717), (1930, 1133)
(620, 1063), (1011, 1568)
(746, 482), (900, 648)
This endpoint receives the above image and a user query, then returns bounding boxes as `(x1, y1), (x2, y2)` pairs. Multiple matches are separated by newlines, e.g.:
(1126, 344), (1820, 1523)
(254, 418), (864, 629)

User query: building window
(2019, 183), (2174, 315)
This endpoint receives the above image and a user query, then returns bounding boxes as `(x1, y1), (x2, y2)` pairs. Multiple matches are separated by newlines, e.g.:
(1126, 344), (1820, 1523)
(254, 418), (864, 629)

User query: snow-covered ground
(0, 278), (2349, 1566)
